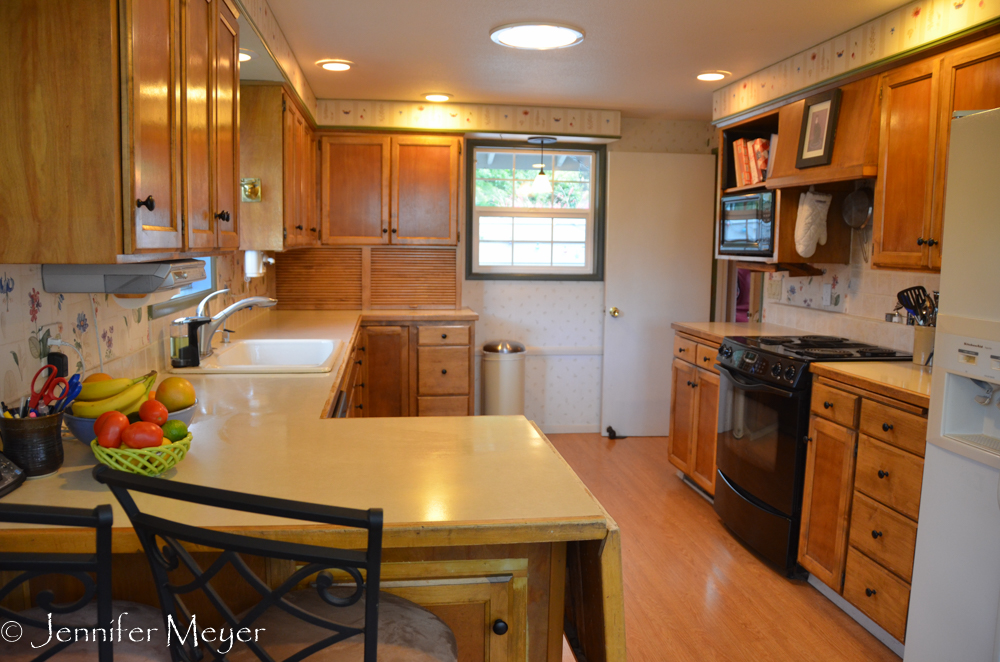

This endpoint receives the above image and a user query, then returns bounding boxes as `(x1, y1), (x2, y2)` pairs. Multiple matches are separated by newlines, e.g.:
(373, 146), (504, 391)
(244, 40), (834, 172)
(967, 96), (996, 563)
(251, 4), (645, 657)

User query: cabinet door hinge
(879, 85), (883, 102)
(282, 98), (287, 112)
(458, 142), (462, 156)
(854, 441), (858, 458)
(283, 227), (288, 241)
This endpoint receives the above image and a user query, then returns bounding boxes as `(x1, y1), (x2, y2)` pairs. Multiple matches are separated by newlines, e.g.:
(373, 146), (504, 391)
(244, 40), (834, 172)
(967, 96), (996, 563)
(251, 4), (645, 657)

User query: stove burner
(857, 348), (898, 357)
(757, 336), (798, 345)
(801, 349), (855, 358)
(800, 336), (847, 343)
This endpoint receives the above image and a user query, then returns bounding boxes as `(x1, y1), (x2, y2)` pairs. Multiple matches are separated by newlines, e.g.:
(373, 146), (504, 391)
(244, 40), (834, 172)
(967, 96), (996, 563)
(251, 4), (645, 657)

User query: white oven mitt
(794, 189), (833, 258)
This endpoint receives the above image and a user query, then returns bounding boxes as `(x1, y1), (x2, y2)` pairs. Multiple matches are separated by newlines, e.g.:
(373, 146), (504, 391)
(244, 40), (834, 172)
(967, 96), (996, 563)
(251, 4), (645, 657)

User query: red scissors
(29, 364), (68, 410)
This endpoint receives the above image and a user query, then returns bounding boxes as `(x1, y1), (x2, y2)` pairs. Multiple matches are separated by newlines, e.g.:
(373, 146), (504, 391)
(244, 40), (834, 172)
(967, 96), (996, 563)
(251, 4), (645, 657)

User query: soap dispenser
(170, 316), (211, 368)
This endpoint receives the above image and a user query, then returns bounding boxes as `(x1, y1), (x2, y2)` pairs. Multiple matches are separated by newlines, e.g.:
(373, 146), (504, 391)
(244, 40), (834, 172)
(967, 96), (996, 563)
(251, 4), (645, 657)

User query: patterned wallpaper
(0, 254), (274, 406)
(713, 0), (1000, 121)
(463, 118), (713, 433)
(315, 100), (621, 136)
(762, 235), (941, 352)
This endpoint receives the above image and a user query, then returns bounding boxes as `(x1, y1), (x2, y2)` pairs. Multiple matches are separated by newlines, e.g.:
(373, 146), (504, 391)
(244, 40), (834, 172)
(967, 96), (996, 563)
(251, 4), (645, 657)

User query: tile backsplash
(762, 236), (940, 351)
(0, 253), (274, 406)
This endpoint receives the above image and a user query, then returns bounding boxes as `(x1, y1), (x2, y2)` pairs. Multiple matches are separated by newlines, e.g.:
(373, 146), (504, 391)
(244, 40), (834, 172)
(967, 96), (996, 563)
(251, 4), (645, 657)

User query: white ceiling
(265, 0), (905, 120)
(238, 16), (286, 82)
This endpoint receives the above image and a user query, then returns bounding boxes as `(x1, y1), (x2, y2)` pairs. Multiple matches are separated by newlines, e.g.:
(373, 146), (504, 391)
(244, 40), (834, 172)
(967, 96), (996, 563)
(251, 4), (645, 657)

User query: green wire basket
(90, 434), (192, 476)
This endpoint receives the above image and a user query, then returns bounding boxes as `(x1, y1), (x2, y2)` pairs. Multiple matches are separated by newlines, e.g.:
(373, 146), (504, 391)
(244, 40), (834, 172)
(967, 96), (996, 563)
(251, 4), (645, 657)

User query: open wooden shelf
(722, 183), (768, 195)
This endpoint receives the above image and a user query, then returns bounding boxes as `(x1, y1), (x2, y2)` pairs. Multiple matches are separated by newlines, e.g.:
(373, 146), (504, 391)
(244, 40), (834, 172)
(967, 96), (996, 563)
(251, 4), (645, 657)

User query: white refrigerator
(905, 109), (1000, 661)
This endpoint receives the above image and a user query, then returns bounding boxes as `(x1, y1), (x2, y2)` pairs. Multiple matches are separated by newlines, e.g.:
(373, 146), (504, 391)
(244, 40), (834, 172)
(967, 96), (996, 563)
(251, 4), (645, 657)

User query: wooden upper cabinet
(321, 135), (392, 245)
(391, 136), (461, 245)
(798, 415), (858, 592)
(283, 104), (307, 246)
(182, 0), (215, 251)
(872, 58), (941, 270)
(213, 0), (239, 248)
(766, 77), (880, 188)
(933, 33), (1000, 270)
(130, 0), (183, 252)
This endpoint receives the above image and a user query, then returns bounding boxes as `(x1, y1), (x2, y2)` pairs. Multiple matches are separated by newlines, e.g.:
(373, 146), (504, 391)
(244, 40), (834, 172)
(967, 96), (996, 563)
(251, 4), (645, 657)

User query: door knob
(609, 307), (620, 318)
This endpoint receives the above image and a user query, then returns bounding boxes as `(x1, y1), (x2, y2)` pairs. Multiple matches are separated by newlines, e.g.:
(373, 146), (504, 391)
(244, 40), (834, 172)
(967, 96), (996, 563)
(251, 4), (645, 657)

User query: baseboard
(807, 574), (905, 658)
(541, 424), (601, 434)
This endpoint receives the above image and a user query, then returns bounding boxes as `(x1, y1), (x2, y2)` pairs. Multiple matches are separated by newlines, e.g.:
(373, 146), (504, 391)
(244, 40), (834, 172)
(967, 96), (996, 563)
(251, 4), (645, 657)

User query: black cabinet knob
(927, 238), (938, 247)
(356, 404), (363, 410)
(391, 228), (397, 234)
(678, 348), (686, 353)
(865, 588), (877, 597)
(382, 228), (388, 234)
(441, 333), (447, 339)
(355, 360), (363, 365)
(882, 423), (893, 432)
(441, 369), (447, 375)
(136, 195), (155, 211)
(310, 227), (317, 232)
(686, 381), (692, 387)
(804, 436), (813, 443)
(358, 383), (365, 388)
(703, 356), (710, 362)
(824, 401), (833, 409)
(360, 346), (366, 352)
(691, 382), (698, 388)
(295, 224), (303, 230)
(872, 530), (883, 539)
(215, 210), (231, 222)
(492, 619), (508, 636)
(878, 469), (889, 479)
(917, 237), (926, 246)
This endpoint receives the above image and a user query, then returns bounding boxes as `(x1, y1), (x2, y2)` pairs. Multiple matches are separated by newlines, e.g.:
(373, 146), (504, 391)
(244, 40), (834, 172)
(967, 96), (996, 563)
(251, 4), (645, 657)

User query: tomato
(95, 411), (129, 449)
(121, 422), (164, 449)
(139, 399), (169, 426)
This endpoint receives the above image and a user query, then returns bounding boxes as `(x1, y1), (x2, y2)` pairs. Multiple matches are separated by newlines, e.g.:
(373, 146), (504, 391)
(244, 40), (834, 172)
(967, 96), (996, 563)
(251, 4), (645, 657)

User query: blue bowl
(62, 402), (197, 444)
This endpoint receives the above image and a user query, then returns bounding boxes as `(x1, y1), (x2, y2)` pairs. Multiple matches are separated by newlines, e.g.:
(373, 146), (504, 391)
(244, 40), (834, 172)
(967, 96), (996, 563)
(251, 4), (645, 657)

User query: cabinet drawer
(855, 435), (924, 520)
(843, 547), (910, 643)
(695, 343), (719, 374)
(674, 335), (697, 362)
(849, 492), (918, 582)
(418, 325), (470, 346)
(860, 399), (927, 457)
(418, 396), (469, 416)
(418, 347), (470, 396)
(811, 382), (860, 428)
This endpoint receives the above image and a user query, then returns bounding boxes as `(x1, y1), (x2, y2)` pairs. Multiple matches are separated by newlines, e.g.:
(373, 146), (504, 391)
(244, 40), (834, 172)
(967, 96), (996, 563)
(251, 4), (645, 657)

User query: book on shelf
(732, 138), (746, 187)
(751, 138), (770, 185)
(748, 140), (762, 184)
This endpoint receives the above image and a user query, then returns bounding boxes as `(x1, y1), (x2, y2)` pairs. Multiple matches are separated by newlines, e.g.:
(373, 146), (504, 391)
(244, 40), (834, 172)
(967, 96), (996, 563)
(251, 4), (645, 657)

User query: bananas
(79, 374), (147, 401)
(72, 371), (157, 419)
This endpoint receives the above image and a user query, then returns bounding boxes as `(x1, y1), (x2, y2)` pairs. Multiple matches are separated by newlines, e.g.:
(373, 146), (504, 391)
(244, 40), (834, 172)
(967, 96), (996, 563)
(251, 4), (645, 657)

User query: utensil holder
(0, 412), (64, 477)
(913, 326), (935, 367)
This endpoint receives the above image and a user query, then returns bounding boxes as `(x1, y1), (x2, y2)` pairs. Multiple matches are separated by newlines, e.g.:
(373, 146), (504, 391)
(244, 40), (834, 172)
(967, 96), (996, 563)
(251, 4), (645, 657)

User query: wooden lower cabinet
(364, 325), (409, 417)
(798, 415), (857, 590)
(668, 332), (723, 495)
(800, 375), (929, 643)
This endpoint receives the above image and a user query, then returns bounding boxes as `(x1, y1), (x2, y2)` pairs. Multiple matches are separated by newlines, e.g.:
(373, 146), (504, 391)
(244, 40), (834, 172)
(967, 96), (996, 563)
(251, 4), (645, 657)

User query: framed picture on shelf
(795, 89), (841, 168)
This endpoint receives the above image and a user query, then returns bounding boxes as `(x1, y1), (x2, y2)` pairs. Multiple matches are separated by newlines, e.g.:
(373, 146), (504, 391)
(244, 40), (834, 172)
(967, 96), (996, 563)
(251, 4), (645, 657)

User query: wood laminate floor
(549, 433), (900, 662)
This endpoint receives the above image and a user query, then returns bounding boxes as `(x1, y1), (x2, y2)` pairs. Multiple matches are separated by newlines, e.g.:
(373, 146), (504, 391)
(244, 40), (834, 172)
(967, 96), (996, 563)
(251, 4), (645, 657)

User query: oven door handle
(716, 364), (796, 399)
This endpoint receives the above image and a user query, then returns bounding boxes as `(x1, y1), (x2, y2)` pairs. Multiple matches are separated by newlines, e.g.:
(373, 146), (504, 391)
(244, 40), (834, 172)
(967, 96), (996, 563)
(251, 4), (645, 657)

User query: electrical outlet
(822, 283), (832, 307)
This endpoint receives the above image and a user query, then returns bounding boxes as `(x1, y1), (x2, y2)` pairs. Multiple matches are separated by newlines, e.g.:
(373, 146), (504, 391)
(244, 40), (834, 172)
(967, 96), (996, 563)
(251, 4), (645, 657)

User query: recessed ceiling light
(697, 70), (731, 82)
(490, 23), (584, 50)
(238, 49), (255, 62)
(425, 94), (451, 102)
(317, 59), (353, 72)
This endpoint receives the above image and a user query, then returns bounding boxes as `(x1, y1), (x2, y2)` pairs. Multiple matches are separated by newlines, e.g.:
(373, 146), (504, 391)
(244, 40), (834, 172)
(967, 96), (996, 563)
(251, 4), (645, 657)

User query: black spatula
(897, 286), (929, 318)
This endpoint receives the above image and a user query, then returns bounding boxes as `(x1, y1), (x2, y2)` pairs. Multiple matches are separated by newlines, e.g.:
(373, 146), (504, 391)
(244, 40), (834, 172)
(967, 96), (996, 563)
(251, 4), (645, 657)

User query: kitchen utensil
(53, 374), (82, 413)
(897, 286), (930, 321)
(28, 364), (67, 410)
(90, 433), (192, 476)
(972, 379), (995, 405)
(0, 411), (64, 477)
(842, 187), (874, 263)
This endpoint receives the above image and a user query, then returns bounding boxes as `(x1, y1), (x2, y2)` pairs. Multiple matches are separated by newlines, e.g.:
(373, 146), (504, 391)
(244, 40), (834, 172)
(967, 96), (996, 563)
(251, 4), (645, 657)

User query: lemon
(161, 420), (188, 443)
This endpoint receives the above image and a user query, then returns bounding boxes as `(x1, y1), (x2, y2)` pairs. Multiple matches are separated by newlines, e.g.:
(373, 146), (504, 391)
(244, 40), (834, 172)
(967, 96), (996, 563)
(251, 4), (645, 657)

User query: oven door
(715, 364), (809, 517)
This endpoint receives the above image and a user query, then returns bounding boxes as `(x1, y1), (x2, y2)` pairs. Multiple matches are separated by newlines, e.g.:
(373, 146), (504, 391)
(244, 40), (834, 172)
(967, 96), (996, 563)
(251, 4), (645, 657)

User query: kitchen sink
(174, 339), (343, 374)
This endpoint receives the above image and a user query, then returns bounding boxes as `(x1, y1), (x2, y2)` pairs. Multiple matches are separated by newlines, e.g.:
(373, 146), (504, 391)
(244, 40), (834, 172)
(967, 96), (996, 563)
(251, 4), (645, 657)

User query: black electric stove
(711, 335), (911, 575)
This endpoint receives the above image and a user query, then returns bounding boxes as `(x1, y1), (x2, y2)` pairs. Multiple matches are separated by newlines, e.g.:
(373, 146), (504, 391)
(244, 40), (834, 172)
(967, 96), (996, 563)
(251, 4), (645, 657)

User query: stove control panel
(716, 338), (808, 390)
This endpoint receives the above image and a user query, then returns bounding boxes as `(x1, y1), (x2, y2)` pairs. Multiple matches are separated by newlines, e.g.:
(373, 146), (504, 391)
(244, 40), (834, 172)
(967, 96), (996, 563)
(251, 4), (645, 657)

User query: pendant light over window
(527, 136), (557, 195)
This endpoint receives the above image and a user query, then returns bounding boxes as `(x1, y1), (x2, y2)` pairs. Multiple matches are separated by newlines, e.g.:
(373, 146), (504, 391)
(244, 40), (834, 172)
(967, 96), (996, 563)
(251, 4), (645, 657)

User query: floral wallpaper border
(713, 0), (1000, 121)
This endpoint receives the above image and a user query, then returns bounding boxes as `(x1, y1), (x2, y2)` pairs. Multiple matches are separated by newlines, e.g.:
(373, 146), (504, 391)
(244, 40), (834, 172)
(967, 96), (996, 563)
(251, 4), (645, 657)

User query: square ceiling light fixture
(490, 23), (584, 50)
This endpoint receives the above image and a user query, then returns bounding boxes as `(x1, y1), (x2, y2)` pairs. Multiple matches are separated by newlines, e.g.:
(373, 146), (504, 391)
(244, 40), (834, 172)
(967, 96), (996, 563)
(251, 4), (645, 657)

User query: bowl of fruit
(89, 400), (193, 476)
(63, 373), (198, 443)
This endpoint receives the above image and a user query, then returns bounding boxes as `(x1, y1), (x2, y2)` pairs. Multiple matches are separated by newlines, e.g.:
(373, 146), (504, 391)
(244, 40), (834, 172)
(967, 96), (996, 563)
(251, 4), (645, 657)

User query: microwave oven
(719, 191), (775, 257)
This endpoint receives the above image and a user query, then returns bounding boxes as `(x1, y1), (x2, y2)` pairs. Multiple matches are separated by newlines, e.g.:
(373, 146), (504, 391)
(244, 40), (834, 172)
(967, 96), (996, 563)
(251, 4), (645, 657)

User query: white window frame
(469, 146), (600, 278)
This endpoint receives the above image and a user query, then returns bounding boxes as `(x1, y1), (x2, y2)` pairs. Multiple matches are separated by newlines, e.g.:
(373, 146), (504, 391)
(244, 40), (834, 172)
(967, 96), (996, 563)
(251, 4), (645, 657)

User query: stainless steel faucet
(197, 291), (278, 358)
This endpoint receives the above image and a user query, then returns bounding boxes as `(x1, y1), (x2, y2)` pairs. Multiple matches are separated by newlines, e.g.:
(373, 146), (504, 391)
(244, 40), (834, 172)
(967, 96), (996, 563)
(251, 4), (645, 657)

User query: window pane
(553, 182), (591, 209)
(553, 243), (587, 266)
(475, 179), (514, 207)
(514, 183), (552, 208)
(513, 242), (552, 265)
(513, 218), (552, 241)
(515, 153), (551, 180)
(553, 218), (587, 242)
(479, 216), (513, 241)
(479, 242), (513, 265)
(553, 154), (592, 181)
(475, 151), (513, 179)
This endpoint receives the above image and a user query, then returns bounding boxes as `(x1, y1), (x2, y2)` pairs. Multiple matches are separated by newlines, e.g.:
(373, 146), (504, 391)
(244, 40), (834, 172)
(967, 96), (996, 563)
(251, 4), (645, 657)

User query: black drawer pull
(492, 619), (508, 636)
(678, 347), (686, 353)
(441, 333), (448, 339)
(382, 228), (388, 234)
(878, 469), (889, 479)
(358, 383), (365, 388)
(441, 369), (447, 375)
(882, 422), (894, 432)
(872, 530), (883, 539)
(355, 360), (363, 365)
(804, 436), (813, 443)
(703, 356), (710, 362)
(216, 210), (231, 222)
(824, 401), (833, 409)
(136, 195), (155, 211)
(865, 588), (877, 597)
(356, 404), (363, 410)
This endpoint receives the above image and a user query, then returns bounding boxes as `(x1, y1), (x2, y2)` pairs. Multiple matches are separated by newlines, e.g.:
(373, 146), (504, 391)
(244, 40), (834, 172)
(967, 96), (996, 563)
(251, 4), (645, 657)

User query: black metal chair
(92, 466), (457, 662)
(0, 502), (168, 662)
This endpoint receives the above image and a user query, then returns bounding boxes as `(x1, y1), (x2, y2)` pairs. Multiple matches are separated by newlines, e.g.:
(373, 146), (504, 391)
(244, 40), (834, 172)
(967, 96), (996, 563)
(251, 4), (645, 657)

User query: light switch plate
(822, 283), (832, 306)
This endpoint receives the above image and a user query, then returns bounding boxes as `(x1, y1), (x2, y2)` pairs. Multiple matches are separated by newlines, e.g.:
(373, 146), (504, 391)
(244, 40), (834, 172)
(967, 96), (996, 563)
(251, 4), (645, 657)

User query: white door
(601, 152), (716, 437)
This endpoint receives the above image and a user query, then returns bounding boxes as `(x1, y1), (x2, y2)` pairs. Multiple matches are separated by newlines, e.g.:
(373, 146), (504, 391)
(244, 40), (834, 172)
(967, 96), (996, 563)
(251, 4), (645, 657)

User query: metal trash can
(482, 340), (526, 415)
